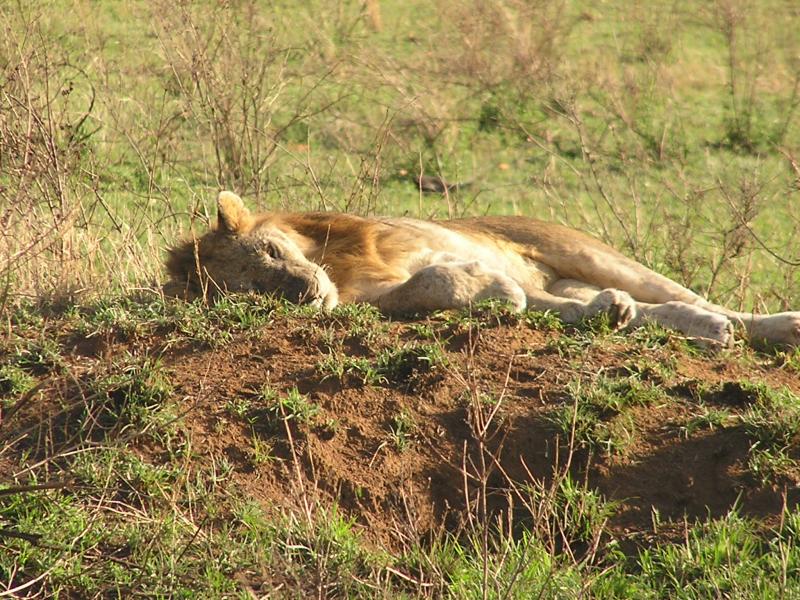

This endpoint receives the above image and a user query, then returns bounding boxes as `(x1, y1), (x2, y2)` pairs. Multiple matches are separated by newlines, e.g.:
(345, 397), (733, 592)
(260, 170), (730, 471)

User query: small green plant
(207, 294), (276, 330)
(627, 321), (674, 349)
(250, 433), (275, 466)
(774, 348), (800, 373)
(524, 309), (564, 331)
(578, 311), (617, 336)
(100, 358), (173, 407)
(255, 384), (279, 404)
(437, 311), (481, 331)
(320, 417), (341, 438)
(376, 342), (448, 383)
(0, 364), (35, 399)
(226, 396), (254, 420)
(623, 354), (677, 383)
(680, 405), (734, 438)
(171, 301), (234, 347)
(748, 445), (799, 486)
(11, 338), (62, 374)
(550, 401), (600, 447)
(555, 475), (618, 546)
(544, 330), (594, 357)
(520, 476), (617, 560)
(471, 298), (522, 320)
(73, 296), (148, 339)
(300, 302), (388, 347)
(581, 374), (664, 413)
(266, 387), (319, 425)
(550, 402), (635, 455)
(177, 294), (275, 346)
(92, 356), (175, 430)
(71, 446), (181, 492)
(317, 352), (386, 385)
(440, 298), (521, 332)
(8, 300), (46, 329)
(313, 324), (339, 353)
(407, 322), (437, 339)
(389, 410), (417, 452)
(318, 342), (447, 387)
(325, 302), (384, 335)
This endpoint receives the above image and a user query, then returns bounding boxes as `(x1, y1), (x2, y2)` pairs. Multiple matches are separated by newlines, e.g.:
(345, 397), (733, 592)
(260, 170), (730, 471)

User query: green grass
(680, 405), (735, 438)
(0, 365), (36, 401)
(318, 341), (447, 387)
(738, 382), (800, 448)
(0, 465), (383, 597)
(389, 409), (418, 452)
(5, 471), (800, 598)
(264, 386), (320, 425)
(594, 509), (800, 598)
(89, 355), (176, 432)
(549, 374), (666, 455)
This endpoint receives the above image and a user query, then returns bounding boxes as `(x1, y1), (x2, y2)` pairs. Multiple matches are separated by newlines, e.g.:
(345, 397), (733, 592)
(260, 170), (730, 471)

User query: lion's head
(164, 191), (338, 309)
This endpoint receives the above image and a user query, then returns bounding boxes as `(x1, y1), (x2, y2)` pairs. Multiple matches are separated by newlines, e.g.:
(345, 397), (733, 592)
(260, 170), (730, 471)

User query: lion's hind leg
(547, 278), (734, 347)
(374, 261), (640, 325)
(374, 262), (642, 327)
(540, 279), (637, 329)
(635, 302), (734, 348)
(733, 312), (800, 348)
(531, 233), (797, 348)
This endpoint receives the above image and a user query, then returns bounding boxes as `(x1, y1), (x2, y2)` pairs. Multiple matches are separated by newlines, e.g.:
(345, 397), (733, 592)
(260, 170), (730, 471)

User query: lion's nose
(296, 281), (324, 305)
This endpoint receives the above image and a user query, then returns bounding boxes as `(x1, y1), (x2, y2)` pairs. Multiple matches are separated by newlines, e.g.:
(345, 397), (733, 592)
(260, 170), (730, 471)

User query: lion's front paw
(585, 289), (637, 329)
(748, 312), (800, 348)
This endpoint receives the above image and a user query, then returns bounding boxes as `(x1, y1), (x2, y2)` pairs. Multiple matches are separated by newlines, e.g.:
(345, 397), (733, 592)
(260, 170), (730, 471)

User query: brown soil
(5, 311), (800, 554)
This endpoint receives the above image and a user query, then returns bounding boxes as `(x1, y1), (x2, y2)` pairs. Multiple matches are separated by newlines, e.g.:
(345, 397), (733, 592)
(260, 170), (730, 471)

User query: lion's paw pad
(586, 289), (637, 329)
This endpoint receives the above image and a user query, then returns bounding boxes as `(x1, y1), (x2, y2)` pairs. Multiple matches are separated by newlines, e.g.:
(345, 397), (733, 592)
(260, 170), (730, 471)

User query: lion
(165, 191), (800, 348)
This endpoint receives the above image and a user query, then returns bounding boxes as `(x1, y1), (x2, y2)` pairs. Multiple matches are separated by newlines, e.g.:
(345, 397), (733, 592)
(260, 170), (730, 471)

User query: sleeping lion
(165, 191), (800, 348)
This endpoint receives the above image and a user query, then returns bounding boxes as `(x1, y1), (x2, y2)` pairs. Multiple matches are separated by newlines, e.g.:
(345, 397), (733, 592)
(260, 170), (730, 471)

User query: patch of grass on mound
(738, 382), (800, 486)
(8, 338), (64, 376)
(739, 382), (800, 448)
(317, 341), (448, 387)
(70, 293), (278, 347)
(89, 355), (176, 434)
(549, 374), (666, 455)
(0, 364), (35, 400)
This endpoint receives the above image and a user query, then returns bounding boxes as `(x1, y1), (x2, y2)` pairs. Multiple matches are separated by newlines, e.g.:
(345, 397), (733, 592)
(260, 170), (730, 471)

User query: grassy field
(2, 0), (800, 597)
(3, 0), (800, 306)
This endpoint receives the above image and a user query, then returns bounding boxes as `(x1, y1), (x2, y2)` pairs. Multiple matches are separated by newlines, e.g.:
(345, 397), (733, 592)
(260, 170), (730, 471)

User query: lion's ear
(217, 191), (251, 234)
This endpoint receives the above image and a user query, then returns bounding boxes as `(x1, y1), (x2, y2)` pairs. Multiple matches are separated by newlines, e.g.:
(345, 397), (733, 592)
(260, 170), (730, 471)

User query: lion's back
(441, 215), (627, 261)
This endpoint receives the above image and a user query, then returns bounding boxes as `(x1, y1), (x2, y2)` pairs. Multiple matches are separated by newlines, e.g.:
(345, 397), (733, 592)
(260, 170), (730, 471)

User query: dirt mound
(146, 309), (800, 549)
(5, 302), (800, 555)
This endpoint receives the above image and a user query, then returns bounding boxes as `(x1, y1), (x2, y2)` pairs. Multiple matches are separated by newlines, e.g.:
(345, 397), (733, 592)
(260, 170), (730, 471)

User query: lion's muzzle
(254, 263), (338, 310)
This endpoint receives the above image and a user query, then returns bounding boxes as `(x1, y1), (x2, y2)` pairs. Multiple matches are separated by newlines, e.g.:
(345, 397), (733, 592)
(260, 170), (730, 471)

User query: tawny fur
(165, 191), (800, 349)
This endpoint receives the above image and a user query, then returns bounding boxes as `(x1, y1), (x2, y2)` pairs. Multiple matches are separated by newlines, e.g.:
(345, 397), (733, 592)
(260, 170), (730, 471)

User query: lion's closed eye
(264, 242), (279, 258)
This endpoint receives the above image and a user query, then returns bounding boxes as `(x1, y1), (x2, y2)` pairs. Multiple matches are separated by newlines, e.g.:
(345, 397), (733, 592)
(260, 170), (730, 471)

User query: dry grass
(1, 0), (800, 312)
